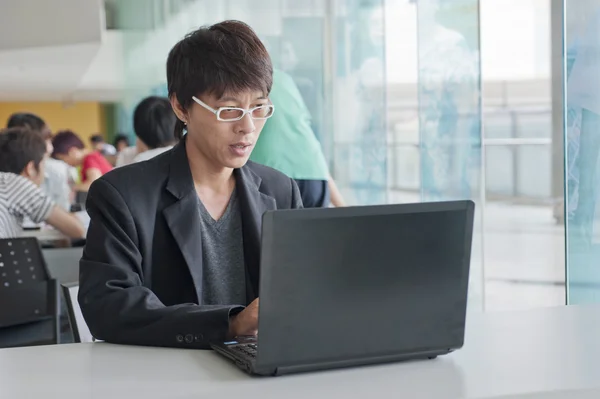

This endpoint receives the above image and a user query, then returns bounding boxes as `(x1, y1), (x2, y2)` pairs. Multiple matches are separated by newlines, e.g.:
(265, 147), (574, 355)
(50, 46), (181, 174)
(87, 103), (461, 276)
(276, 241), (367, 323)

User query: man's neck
(186, 140), (234, 194)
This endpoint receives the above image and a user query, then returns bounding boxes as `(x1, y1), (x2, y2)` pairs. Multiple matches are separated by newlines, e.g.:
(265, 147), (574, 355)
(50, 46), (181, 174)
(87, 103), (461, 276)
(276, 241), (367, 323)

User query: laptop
(211, 200), (475, 376)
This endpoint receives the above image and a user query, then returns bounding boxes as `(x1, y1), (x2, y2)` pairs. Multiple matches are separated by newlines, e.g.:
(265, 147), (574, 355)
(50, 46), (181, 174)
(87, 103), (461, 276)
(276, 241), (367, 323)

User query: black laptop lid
(256, 200), (474, 372)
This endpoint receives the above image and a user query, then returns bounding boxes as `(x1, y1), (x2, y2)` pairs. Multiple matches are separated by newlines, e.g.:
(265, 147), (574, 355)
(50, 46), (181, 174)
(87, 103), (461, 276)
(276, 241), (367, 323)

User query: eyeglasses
(192, 96), (275, 122)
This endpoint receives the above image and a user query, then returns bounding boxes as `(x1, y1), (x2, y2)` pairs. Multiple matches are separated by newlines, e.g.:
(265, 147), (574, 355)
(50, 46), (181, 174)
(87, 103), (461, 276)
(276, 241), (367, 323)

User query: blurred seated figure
(90, 134), (117, 156)
(90, 134), (117, 165)
(52, 130), (113, 192)
(6, 113), (72, 210)
(250, 69), (345, 208)
(113, 133), (131, 153)
(115, 145), (137, 167)
(0, 128), (85, 239)
(132, 96), (177, 163)
(115, 97), (178, 167)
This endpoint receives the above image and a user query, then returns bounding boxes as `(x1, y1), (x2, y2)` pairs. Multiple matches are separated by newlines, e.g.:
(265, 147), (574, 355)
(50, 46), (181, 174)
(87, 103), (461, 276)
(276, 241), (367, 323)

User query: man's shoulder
(45, 158), (69, 177)
(0, 171), (34, 188)
(244, 160), (292, 185)
(243, 161), (299, 208)
(96, 150), (171, 194)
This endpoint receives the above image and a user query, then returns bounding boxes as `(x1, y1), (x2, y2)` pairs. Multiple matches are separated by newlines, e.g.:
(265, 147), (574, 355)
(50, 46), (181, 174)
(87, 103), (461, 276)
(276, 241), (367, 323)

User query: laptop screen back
(256, 201), (474, 371)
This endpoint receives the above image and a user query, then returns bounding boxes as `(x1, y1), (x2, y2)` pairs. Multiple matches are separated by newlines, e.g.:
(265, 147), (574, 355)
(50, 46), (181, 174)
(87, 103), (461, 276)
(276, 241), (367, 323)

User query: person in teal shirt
(250, 69), (345, 207)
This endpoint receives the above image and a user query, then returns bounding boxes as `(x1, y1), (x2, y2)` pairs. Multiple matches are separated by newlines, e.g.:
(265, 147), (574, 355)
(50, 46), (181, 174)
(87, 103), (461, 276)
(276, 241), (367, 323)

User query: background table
(20, 228), (72, 248)
(2, 305), (600, 399)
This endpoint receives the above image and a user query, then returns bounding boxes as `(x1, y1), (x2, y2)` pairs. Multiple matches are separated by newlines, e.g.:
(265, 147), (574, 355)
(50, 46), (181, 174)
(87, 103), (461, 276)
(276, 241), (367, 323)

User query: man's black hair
(113, 133), (130, 148)
(6, 112), (51, 140)
(133, 96), (177, 149)
(0, 127), (47, 174)
(166, 20), (273, 139)
(90, 135), (105, 144)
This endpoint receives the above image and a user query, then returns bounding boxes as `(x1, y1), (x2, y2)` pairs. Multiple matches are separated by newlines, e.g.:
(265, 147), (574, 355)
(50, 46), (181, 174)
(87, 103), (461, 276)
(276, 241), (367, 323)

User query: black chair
(62, 283), (94, 343)
(0, 238), (60, 347)
(0, 279), (60, 347)
(74, 191), (88, 208)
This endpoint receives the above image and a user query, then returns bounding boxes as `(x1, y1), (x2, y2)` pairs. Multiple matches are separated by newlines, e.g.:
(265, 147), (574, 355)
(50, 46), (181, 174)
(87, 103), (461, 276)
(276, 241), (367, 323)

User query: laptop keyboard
(231, 343), (257, 358)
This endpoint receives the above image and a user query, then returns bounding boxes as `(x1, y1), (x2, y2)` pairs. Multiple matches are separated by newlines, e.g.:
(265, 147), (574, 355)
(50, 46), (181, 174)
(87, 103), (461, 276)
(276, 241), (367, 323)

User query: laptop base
(211, 342), (452, 376)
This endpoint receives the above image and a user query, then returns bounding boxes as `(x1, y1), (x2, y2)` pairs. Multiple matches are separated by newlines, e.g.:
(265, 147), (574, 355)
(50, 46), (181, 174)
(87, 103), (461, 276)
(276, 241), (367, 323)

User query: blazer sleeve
(79, 178), (242, 349)
(290, 178), (303, 209)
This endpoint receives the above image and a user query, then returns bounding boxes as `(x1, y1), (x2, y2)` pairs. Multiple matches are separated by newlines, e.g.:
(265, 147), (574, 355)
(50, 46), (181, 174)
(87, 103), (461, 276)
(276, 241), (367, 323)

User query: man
(6, 113), (72, 211)
(113, 134), (131, 153)
(250, 69), (346, 207)
(79, 20), (302, 348)
(52, 130), (113, 192)
(131, 96), (178, 164)
(90, 134), (118, 165)
(90, 135), (117, 156)
(0, 128), (85, 239)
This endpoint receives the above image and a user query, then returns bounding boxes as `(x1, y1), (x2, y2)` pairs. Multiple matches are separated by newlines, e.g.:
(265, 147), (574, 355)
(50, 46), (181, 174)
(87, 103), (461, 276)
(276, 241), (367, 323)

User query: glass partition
(565, 0), (600, 303)
(416, 0), (483, 308)
(111, 0), (483, 309)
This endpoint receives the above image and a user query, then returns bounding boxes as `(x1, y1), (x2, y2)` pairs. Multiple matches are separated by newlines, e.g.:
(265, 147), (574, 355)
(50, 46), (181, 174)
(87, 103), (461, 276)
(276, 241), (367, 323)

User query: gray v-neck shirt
(198, 188), (247, 306)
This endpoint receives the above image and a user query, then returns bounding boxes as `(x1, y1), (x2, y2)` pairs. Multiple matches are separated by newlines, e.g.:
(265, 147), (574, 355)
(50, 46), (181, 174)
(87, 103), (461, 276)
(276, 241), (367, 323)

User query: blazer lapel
(235, 166), (277, 301)
(161, 141), (278, 304)
(162, 141), (204, 303)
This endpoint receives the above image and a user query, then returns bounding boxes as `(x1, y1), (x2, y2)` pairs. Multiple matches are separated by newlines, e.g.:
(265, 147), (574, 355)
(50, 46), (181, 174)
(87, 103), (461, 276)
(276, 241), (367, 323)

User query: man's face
(45, 139), (54, 156)
(55, 148), (84, 167)
(23, 157), (46, 187)
(32, 158), (46, 187)
(185, 90), (269, 170)
(116, 140), (129, 152)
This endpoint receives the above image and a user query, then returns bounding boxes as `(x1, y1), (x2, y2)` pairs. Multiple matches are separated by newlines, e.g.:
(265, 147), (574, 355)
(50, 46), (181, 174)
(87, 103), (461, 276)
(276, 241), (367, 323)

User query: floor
(386, 191), (566, 312)
(483, 202), (565, 311)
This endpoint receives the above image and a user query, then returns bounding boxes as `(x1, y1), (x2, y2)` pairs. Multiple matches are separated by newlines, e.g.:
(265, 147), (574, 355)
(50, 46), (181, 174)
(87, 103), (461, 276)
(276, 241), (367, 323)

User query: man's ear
(170, 95), (187, 124)
(22, 161), (38, 179)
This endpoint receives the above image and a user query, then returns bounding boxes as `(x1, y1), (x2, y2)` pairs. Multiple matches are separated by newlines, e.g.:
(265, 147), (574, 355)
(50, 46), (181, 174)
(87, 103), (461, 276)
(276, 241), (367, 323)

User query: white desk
(19, 228), (71, 248)
(2, 305), (600, 399)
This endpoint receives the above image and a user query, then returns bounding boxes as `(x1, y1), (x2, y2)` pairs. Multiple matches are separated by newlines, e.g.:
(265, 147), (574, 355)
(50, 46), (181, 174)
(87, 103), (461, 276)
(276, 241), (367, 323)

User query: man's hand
(228, 298), (259, 338)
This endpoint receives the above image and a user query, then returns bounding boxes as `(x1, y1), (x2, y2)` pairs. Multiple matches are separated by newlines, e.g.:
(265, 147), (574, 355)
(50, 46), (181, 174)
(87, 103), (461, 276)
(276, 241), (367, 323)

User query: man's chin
(225, 157), (250, 170)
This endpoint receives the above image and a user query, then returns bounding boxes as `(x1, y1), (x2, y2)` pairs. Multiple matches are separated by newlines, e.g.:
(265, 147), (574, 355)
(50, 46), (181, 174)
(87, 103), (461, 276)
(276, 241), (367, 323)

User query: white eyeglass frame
(191, 96), (275, 122)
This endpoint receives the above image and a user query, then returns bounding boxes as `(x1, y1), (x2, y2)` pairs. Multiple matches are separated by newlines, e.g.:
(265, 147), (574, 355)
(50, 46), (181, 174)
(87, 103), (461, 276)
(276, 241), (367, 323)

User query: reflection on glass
(332, 0), (387, 205)
(565, 0), (600, 303)
(416, 0), (483, 309)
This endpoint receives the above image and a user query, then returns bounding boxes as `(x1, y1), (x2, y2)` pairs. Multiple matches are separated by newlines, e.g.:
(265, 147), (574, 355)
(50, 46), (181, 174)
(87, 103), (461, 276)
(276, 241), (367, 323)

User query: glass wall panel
(331, 0), (387, 205)
(565, 0), (600, 303)
(111, 0), (485, 308)
(416, 0), (483, 308)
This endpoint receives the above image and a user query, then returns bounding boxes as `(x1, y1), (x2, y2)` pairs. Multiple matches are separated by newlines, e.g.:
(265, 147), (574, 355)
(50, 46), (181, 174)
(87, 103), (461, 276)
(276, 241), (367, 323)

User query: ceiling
(0, 0), (125, 102)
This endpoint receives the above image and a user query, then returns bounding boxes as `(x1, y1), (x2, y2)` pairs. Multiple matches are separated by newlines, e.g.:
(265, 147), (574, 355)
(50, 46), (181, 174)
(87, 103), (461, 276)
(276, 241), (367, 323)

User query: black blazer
(79, 140), (302, 348)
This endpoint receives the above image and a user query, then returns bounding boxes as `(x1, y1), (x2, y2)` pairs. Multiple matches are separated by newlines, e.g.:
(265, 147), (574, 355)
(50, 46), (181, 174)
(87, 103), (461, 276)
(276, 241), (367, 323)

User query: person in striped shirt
(6, 112), (73, 211)
(0, 128), (86, 239)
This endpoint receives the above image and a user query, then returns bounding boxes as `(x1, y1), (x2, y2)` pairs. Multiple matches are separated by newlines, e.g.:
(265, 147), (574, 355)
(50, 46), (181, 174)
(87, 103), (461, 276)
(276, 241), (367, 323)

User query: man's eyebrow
(218, 96), (268, 102)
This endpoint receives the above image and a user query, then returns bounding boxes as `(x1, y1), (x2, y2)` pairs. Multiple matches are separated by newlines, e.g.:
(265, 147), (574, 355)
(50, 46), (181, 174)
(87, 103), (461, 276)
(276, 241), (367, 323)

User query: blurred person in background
(113, 133), (131, 153)
(115, 144), (137, 167)
(90, 134), (117, 156)
(90, 134), (118, 165)
(131, 96), (177, 163)
(6, 112), (72, 210)
(52, 130), (113, 192)
(0, 128), (85, 239)
(250, 69), (346, 207)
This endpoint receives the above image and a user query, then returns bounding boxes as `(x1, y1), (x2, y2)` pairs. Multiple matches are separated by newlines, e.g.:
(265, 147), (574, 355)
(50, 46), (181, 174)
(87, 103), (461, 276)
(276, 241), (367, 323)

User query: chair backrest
(74, 191), (88, 207)
(61, 283), (94, 343)
(0, 238), (50, 290)
(0, 279), (60, 347)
